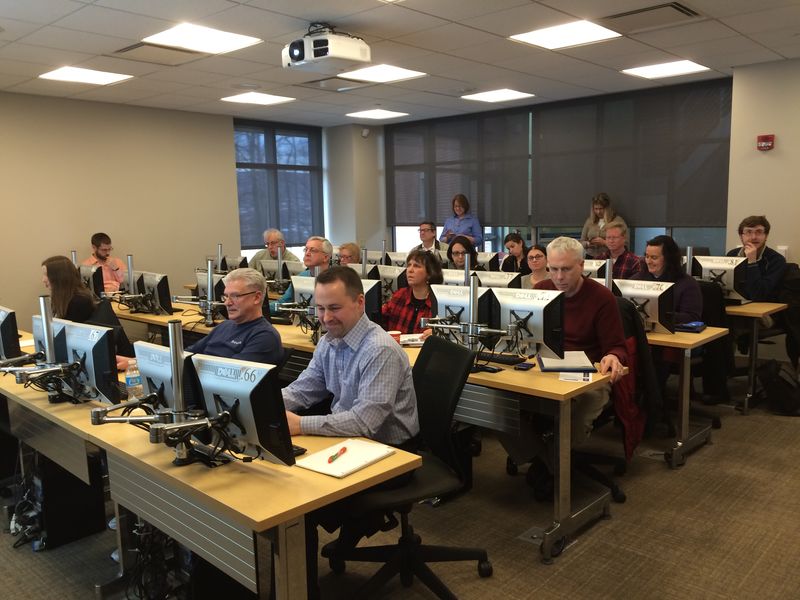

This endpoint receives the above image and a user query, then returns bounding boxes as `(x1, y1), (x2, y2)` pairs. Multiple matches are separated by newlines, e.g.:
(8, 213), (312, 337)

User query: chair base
(322, 512), (492, 599)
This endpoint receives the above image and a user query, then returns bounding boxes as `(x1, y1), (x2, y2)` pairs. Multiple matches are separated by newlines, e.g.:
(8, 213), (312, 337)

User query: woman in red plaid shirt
(382, 249), (443, 335)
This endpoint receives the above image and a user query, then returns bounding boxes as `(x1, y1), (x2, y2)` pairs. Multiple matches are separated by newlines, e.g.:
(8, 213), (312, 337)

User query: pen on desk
(328, 446), (347, 463)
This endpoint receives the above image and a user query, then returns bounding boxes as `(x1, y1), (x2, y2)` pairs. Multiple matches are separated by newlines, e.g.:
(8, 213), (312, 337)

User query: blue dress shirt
(282, 313), (419, 444)
(441, 213), (483, 246)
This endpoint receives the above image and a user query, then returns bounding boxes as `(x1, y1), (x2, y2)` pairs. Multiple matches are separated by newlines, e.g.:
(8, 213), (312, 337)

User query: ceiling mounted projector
(281, 30), (371, 73)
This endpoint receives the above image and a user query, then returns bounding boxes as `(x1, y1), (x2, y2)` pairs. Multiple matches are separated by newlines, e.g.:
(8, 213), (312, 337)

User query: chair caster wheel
(328, 558), (345, 575)
(506, 456), (518, 476)
(541, 536), (567, 561)
(478, 560), (493, 578)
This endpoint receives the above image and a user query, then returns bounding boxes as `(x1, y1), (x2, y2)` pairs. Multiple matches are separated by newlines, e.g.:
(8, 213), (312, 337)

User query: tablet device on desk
(674, 321), (707, 333)
(537, 351), (596, 373)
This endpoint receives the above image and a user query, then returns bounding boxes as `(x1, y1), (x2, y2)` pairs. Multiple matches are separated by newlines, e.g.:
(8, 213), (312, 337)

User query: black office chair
(88, 298), (135, 357)
(322, 336), (492, 598)
(691, 280), (733, 406)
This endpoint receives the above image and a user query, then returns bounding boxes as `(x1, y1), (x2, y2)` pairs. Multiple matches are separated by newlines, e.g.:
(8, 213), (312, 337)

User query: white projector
(281, 33), (371, 73)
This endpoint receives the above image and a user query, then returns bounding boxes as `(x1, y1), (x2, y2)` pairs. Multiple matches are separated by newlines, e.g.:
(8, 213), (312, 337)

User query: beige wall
(0, 92), (239, 328)
(324, 124), (388, 249)
(728, 58), (800, 259)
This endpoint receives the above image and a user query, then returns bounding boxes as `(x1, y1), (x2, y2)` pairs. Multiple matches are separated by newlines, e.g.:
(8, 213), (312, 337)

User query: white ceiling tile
(244, 0), (379, 22)
(451, 38), (537, 63)
(187, 55), (267, 76)
(386, 74), (473, 96)
(670, 36), (780, 60)
(690, 0), (800, 19)
(0, 73), (30, 88)
(535, 1), (672, 20)
(222, 41), (283, 66)
(143, 68), (229, 86)
(0, 57), (57, 77)
(5, 76), (95, 97)
(365, 39), (434, 64)
(244, 65), (328, 85)
(73, 55), (162, 77)
(0, 0), (85, 24)
(392, 23), (498, 52)
(772, 43), (800, 58)
(400, 0), (532, 22)
(631, 20), (740, 48)
(0, 42), (93, 66)
(462, 3), (571, 37)
(698, 48), (786, 70)
(722, 4), (800, 34)
(54, 5), (173, 40)
(94, 0), (237, 22)
(0, 18), (45, 42)
(71, 83), (161, 102)
(197, 4), (309, 41)
(334, 5), (449, 40)
(133, 92), (210, 109)
(20, 25), (134, 54)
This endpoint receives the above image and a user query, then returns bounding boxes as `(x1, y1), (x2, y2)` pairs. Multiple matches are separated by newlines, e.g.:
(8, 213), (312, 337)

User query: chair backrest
(412, 336), (476, 473)
(697, 280), (729, 328)
(87, 298), (134, 357)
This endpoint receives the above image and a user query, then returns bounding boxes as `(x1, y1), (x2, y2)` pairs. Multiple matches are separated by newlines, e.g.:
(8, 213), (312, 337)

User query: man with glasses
(271, 236), (332, 312)
(187, 268), (283, 364)
(727, 215), (786, 301)
(598, 223), (642, 279)
(248, 228), (301, 268)
(82, 232), (126, 292)
(411, 221), (448, 264)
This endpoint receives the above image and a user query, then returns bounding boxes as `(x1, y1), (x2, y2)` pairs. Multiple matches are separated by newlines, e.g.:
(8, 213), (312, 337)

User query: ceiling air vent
(600, 3), (702, 34)
(110, 42), (206, 66)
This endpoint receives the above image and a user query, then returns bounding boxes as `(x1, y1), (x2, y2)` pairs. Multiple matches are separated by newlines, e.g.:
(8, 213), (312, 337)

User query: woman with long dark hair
(501, 232), (531, 274)
(382, 250), (443, 335)
(41, 255), (96, 322)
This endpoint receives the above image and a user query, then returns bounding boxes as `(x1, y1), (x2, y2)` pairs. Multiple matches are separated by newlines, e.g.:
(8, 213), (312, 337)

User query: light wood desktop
(725, 302), (788, 414)
(0, 346), (420, 599)
(646, 327), (729, 468)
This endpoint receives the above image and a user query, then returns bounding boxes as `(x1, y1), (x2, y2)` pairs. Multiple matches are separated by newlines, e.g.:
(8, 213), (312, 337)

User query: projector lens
(288, 40), (304, 61)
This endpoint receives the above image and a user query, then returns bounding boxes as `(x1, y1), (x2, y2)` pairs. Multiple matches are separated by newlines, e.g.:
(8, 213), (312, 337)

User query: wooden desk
(646, 327), (729, 467)
(112, 307), (616, 562)
(725, 302), (788, 414)
(0, 367), (420, 599)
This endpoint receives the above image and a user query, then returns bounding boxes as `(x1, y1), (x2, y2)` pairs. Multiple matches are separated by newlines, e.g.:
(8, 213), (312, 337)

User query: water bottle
(125, 359), (143, 399)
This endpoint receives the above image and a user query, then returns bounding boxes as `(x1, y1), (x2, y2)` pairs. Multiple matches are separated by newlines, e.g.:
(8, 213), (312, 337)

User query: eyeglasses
(304, 247), (325, 255)
(742, 228), (766, 236)
(417, 228), (434, 233)
(221, 291), (258, 302)
(265, 240), (283, 247)
(527, 254), (545, 261)
(339, 255), (354, 261)
(451, 251), (467, 257)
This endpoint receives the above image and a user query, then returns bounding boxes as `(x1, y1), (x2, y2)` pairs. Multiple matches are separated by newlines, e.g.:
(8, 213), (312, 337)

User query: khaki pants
(499, 382), (611, 468)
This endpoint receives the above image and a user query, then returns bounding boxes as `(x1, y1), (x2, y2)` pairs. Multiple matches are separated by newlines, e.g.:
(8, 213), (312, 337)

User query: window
(234, 120), (323, 248)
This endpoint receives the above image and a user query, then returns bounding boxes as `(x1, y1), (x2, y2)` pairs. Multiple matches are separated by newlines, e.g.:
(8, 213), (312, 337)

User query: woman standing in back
(440, 194), (483, 247)
(580, 193), (628, 259)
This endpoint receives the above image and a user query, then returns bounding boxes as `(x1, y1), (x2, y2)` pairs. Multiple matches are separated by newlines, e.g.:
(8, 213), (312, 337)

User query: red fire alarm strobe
(757, 134), (775, 151)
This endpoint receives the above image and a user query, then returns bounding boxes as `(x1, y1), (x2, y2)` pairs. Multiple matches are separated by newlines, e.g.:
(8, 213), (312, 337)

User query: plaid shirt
(600, 249), (642, 279)
(381, 287), (432, 334)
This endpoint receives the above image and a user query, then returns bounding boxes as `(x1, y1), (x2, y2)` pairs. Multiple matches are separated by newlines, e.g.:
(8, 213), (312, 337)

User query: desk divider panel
(107, 454), (258, 593)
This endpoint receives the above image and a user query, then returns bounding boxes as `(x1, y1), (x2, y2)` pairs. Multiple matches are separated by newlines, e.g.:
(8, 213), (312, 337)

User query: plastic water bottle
(125, 359), (143, 399)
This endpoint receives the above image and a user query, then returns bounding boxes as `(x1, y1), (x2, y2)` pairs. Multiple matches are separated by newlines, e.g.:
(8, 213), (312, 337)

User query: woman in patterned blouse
(382, 249), (443, 335)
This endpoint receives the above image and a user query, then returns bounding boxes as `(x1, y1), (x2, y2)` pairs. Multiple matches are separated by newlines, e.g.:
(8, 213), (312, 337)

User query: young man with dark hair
(727, 215), (786, 301)
(82, 232), (126, 292)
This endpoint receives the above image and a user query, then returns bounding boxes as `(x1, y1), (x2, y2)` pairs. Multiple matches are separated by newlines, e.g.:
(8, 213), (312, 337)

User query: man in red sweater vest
(501, 236), (627, 490)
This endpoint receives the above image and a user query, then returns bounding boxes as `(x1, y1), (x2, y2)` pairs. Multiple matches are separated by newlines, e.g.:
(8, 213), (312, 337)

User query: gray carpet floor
(2, 377), (800, 599)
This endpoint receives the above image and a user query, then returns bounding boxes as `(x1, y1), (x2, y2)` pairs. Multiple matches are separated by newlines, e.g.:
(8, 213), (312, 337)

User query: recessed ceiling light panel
(346, 109), (408, 119)
(510, 20), (620, 50)
(339, 64), (426, 83)
(622, 60), (709, 79)
(221, 92), (295, 106)
(39, 66), (133, 85)
(461, 88), (534, 103)
(144, 23), (262, 54)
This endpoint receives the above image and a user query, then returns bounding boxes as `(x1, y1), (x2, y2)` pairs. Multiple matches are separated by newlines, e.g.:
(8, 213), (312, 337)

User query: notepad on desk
(537, 351), (596, 373)
(295, 438), (396, 478)
(400, 334), (425, 347)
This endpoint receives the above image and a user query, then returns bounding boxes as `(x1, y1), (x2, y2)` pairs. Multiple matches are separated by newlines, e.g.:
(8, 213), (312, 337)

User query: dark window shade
(234, 119), (323, 249)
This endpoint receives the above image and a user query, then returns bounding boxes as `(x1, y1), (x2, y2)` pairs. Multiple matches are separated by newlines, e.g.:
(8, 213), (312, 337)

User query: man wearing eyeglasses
(187, 268), (283, 364)
(411, 221), (448, 264)
(598, 223), (642, 279)
(248, 228), (301, 268)
(271, 236), (332, 313)
(727, 215), (786, 302)
(82, 232), (126, 292)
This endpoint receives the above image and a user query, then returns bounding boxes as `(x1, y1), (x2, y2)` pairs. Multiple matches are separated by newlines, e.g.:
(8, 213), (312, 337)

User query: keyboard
(477, 352), (526, 366)
(292, 444), (307, 457)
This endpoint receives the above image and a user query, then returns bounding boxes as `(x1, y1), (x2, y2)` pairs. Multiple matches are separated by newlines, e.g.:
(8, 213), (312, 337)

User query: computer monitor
(615, 279), (676, 334)
(221, 256), (247, 271)
(259, 259), (291, 281)
(365, 250), (385, 266)
(385, 251), (408, 267)
(589, 278), (620, 296)
(133, 341), (190, 411)
(31, 315), (68, 363)
(191, 353), (295, 466)
(203, 255), (226, 273)
(583, 260), (607, 278)
(291, 275), (316, 306)
(79, 265), (105, 297)
(0, 306), (21, 360)
(195, 270), (226, 301)
(474, 271), (522, 289)
(63, 320), (119, 403)
(477, 252), (500, 271)
(691, 256), (749, 303)
(345, 263), (379, 279)
(372, 265), (408, 303)
(430, 284), (493, 344)
(361, 278), (383, 325)
(134, 271), (175, 315)
(284, 261), (307, 277)
(489, 288), (565, 358)
(441, 268), (470, 286)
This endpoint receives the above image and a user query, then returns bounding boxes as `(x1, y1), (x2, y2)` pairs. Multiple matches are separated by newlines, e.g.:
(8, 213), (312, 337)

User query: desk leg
(665, 349), (712, 468)
(94, 503), (135, 599)
(743, 318), (761, 415)
(255, 517), (307, 600)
